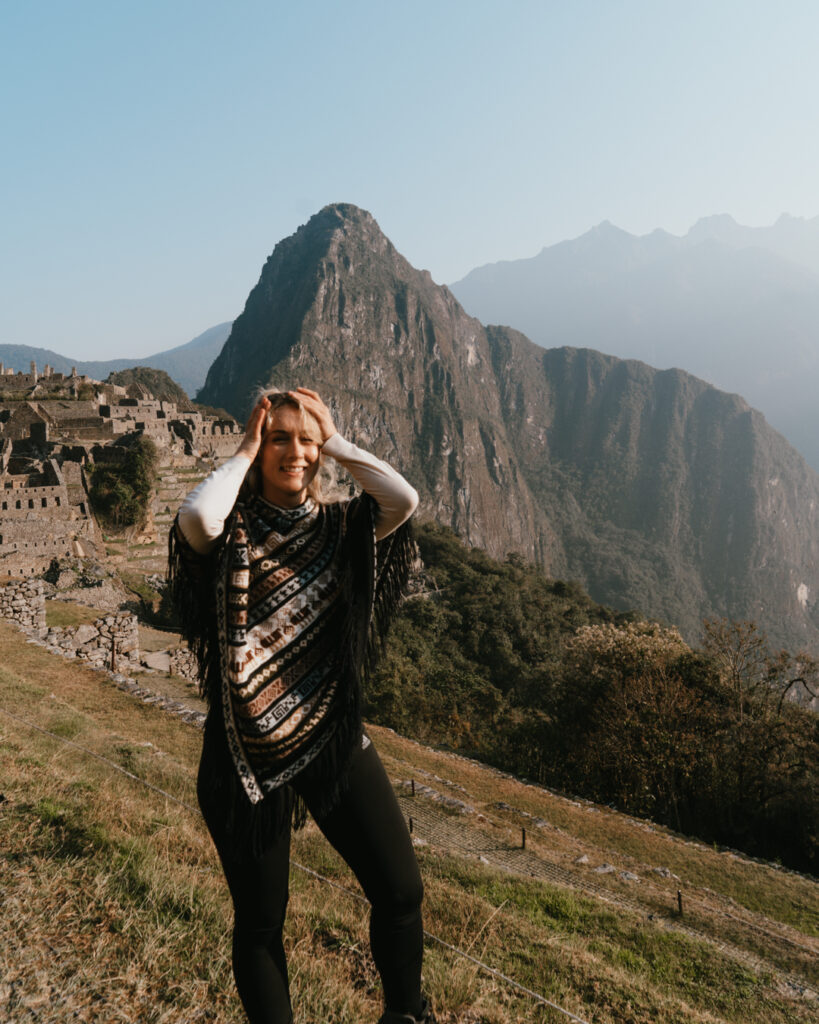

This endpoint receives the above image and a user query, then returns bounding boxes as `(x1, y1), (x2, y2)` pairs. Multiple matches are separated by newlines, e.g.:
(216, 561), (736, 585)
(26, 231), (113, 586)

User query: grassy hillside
(1, 619), (816, 1023)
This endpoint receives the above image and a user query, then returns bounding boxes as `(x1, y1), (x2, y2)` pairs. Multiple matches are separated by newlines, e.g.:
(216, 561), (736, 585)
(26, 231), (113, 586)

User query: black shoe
(377, 997), (436, 1023)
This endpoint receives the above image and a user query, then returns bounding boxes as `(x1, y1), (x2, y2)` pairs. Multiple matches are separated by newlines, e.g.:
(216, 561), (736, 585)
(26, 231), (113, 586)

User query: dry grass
(138, 624), (183, 653)
(45, 600), (103, 628)
(371, 728), (819, 938)
(0, 619), (817, 1023)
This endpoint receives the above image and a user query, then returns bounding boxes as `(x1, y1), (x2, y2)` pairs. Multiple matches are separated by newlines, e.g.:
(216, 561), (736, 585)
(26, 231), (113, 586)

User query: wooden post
(411, 779), (415, 797)
(522, 827), (526, 849)
(408, 816), (413, 834)
(677, 890), (683, 916)
(110, 638), (117, 673)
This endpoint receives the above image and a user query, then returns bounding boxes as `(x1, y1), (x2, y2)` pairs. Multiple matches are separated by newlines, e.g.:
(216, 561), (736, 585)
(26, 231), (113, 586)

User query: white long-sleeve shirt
(177, 433), (419, 554)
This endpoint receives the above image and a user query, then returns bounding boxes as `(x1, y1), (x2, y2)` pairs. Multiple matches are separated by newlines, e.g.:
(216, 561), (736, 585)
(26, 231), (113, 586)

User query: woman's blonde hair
(243, 388), (325, 502)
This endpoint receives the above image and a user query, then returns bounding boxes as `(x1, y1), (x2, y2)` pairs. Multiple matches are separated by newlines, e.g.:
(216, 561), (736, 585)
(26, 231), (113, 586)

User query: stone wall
(0, 484), (67, 514)
(0, 574), (150, 677)
(0, 448), (99, 574)
(200, 431), (243, 458)
(0, 578), (46, 634)
(0, 555), (61, 578)
(169, 646), (198, 681)
(45, 612), (140, 671)
(2, 396), (240, 465)
(0, 519), (98, 574)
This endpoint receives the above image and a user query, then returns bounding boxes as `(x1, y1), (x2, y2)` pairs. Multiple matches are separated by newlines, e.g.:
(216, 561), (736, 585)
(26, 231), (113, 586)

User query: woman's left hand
(289, 388), (337, 445)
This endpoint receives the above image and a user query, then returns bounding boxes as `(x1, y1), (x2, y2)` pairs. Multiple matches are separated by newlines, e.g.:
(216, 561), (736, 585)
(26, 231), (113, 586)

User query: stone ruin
(0, 361), (231, 710)
(141, 644), (199, 682)
(0, 572), (203, 685)
(0, 360), (91, 400)
(0, 578), (47, 634)
(0, 360), (243, 578)
(0, 577), (140, 671)
(0, 393), (242, 456)
(45, 611), (141, 672)
(0, 360), (251, 697)
(0, 445), (98, 577)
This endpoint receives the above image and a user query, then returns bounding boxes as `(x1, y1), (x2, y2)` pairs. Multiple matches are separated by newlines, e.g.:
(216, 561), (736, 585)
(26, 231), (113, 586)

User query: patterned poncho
(220, 495), (351, 803)
(169, 487), (414, 838)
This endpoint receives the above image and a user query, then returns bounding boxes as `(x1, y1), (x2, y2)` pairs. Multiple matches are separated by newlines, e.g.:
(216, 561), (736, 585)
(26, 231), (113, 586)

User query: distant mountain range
(8, 206), (819, 650)
(197, 203), (819, 652)
(0, 321), (232, 398)
(450, 214), (819, 472)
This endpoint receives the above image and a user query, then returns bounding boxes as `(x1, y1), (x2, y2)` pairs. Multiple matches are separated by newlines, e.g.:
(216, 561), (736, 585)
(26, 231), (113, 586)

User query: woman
(169, 387), (435, 1024)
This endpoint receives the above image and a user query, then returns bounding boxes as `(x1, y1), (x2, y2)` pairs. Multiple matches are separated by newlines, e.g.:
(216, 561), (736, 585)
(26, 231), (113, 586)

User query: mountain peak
(686, 213), (742, 243)
(313, 201), (377, 229)
(692, 212), (739, 228)
(302, 202), (393, 246)
(275, 201), (400, 274)
(586, 220), (634, 241)
(592, 219), (620, 232)
(197, 203), (447, 418)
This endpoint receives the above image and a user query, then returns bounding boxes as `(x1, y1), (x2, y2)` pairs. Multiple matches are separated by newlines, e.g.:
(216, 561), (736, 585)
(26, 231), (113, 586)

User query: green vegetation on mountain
(87, 435), (159, 529)
(191, 401), (237, 421)
(367, 523), (819, 873)
(552, 618), (818, 872)
(367, 521), (634, 749)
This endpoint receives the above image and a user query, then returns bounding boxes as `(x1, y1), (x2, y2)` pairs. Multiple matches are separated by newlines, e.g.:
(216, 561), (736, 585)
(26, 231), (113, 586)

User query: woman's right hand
(235, 395), (271, 462)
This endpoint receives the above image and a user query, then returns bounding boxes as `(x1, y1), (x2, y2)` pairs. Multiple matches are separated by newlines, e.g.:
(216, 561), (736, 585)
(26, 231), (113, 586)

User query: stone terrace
(0, 361), (242, 578)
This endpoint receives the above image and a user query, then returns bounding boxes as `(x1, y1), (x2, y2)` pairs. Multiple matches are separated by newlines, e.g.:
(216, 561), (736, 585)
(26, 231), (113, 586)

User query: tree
(87, 436), (158, 529)
(703, 617), (819, 714)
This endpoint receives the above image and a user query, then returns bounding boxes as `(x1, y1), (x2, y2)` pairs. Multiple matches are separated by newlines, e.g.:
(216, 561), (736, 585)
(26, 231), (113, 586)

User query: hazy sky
(2, 0), (818, 360)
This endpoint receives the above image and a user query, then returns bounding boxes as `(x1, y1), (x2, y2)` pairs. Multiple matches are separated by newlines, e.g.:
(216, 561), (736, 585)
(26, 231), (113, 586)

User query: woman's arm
(322, 434), (418, 540)
(176, 397), (269, 553)
(291, 388), (418, 540)
(176, 454), (252, 554)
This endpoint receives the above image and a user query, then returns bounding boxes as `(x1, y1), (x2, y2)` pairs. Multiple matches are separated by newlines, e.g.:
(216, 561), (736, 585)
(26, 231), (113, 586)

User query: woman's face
(258, 404), (321, 507)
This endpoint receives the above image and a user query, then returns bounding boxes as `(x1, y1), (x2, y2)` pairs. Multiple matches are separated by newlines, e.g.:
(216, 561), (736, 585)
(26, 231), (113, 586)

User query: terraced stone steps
(152, 462), (211, 521)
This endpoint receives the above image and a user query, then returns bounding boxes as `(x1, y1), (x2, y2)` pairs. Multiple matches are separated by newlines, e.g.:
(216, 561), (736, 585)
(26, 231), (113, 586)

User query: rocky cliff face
(197, 204), (819, 651)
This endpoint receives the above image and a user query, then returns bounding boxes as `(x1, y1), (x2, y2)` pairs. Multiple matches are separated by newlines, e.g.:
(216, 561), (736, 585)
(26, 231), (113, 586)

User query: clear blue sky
(2, 0), (817, 360)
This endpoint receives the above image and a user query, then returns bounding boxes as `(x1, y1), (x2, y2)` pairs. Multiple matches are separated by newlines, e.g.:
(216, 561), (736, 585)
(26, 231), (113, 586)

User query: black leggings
(199, 737), (424, 1024)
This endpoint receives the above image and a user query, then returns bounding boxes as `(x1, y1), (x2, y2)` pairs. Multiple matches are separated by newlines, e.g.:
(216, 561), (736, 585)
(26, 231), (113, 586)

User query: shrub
(88, 436), (158, 529)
